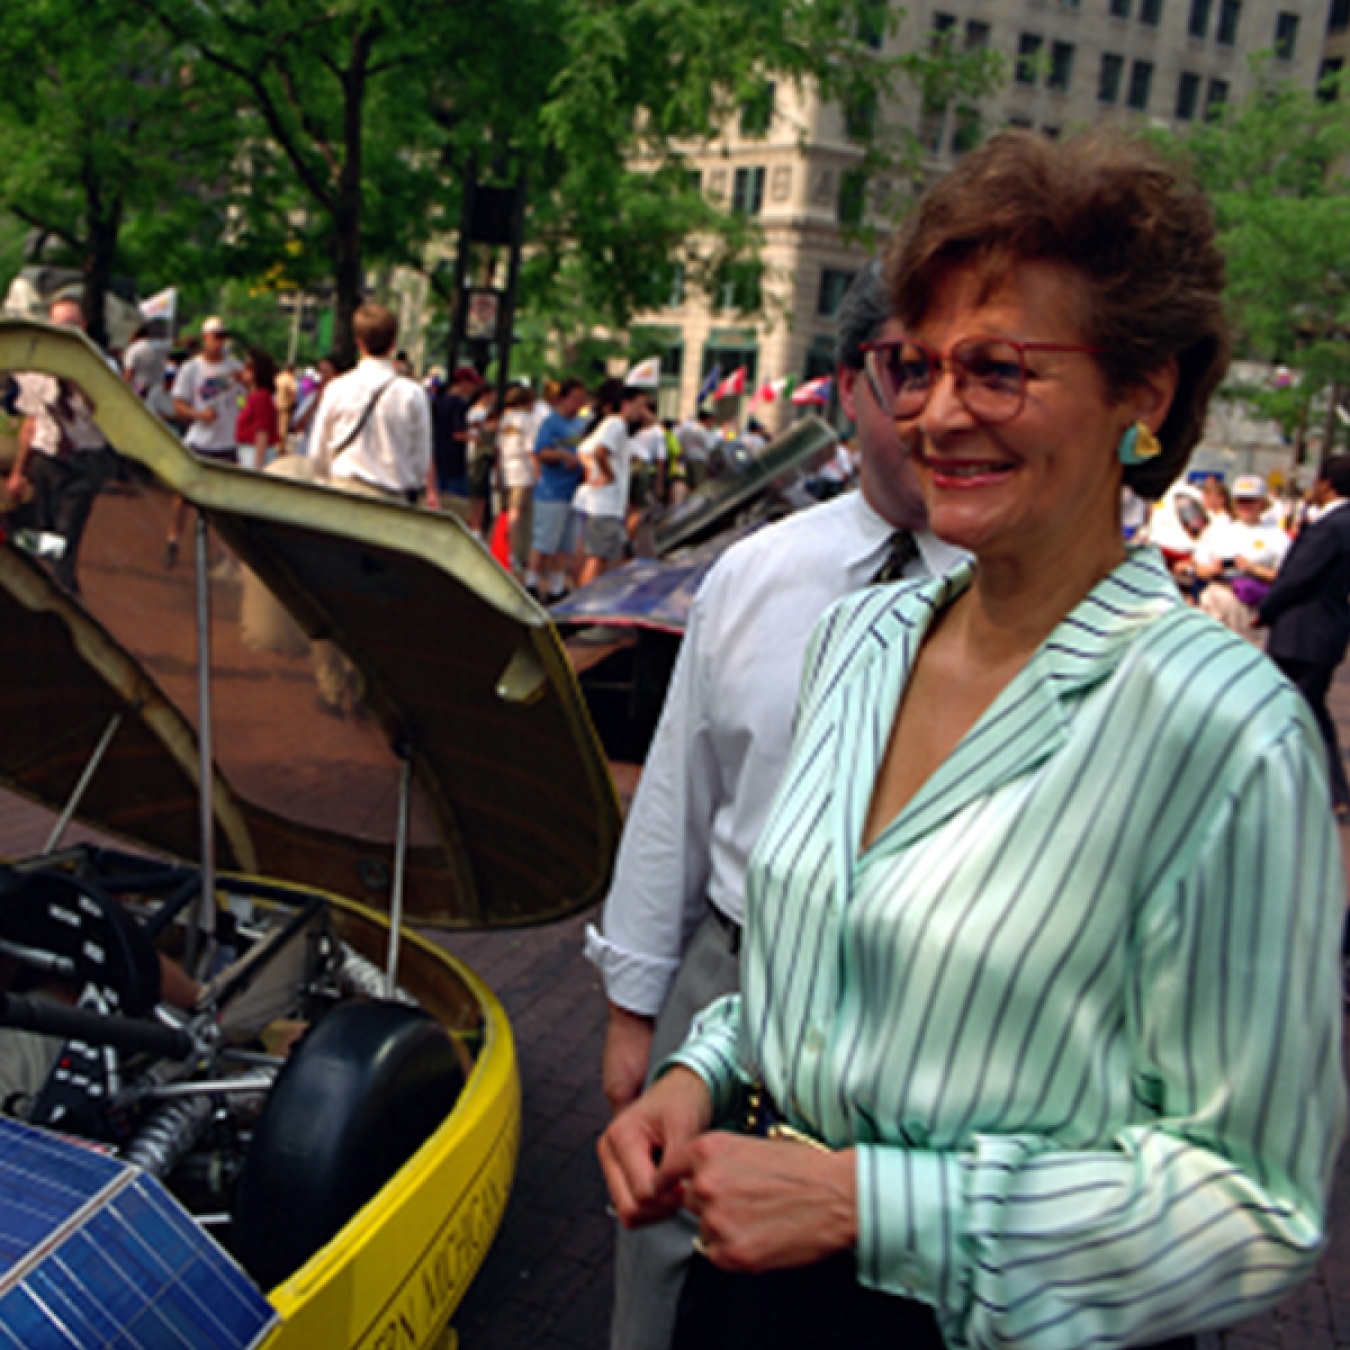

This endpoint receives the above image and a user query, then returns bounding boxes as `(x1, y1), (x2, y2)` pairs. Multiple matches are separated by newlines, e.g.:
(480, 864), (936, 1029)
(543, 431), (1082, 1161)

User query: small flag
(698, 365), (723, 402)
(625, 357), (661, 388)
(139, 287), (177, 324)
(713, 367), (747, 400)
(751, 379), (777, 405)
(791, 375), (833, 405)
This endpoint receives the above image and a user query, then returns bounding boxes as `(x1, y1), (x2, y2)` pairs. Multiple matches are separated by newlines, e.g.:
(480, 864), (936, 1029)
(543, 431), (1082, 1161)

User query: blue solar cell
(26, 1264), (120, 1344)
(0, 1118), (276, 1350)
(0, 1282), (82, 1348)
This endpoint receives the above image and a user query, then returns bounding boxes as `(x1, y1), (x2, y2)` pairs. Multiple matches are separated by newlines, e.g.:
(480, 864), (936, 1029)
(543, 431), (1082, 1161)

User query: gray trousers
(610, 909), (742, 1350)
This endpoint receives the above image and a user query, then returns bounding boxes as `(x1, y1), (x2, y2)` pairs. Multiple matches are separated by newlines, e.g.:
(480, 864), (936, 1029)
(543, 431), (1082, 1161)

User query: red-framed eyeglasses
(860, 334), (1105, 425)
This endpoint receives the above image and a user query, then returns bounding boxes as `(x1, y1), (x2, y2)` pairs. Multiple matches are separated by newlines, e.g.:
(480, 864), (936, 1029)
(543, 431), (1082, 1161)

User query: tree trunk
(330, 24), (376, 367)
(81, 153), (121, 350)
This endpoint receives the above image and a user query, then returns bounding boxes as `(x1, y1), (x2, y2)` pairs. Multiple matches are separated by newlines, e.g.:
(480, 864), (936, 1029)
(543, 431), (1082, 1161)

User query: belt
(706, 902), (741, 955)
(742, 1083), (830, 1152)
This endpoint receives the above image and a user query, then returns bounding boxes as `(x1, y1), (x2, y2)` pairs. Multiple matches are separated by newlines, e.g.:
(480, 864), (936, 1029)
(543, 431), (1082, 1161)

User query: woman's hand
(669, 1133), (858, 1273)
(599, 1066), (712, 1229)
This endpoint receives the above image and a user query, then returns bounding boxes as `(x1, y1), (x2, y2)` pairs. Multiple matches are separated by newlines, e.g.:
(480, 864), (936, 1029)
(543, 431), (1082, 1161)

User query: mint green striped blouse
(671, 547), (1346, 1350)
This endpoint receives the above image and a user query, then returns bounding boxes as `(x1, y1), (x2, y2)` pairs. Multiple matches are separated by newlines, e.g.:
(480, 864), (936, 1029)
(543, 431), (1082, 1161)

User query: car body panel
(0, 319), (621, 928)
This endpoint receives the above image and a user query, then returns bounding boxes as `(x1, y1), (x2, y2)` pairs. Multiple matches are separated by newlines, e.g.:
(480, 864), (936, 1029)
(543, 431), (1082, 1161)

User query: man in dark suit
(1258, 455), (1350, 818)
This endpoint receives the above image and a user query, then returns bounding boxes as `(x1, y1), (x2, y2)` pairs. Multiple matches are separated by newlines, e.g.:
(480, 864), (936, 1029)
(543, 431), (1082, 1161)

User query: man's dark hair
(556, 376), (587, 400)
(1319, 456), (1350, 499)
(352, 302), (398, 357)
(834, 261), (889, 372)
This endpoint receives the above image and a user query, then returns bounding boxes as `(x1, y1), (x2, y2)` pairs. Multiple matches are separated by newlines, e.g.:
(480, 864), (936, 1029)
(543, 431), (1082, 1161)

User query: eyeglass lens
(870, 339), (1026, 422)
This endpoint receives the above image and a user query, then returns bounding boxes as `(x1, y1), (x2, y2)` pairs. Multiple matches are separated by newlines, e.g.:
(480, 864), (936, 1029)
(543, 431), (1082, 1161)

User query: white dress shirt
(310, 356), (431, 494)
(584, 488), (967, 1017)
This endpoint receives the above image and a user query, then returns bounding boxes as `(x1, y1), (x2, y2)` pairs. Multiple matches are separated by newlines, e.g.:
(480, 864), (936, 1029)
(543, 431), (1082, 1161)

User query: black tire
(231, 999), (466, 1290)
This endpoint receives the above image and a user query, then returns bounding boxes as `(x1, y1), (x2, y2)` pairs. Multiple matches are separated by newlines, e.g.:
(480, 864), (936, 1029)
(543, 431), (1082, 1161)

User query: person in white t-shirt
(163, 316), (242, 567)
(172, 317), (243, 460)
(1194, 473), (1290, 638)
(573, 379), (650, 587)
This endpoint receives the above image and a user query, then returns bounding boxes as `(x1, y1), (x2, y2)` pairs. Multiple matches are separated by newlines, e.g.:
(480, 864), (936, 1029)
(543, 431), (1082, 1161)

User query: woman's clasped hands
(598, 1067), (857, 1273)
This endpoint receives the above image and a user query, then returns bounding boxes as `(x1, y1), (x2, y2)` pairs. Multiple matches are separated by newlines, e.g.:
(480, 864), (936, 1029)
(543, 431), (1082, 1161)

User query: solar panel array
(0, 1116), (277, 1349)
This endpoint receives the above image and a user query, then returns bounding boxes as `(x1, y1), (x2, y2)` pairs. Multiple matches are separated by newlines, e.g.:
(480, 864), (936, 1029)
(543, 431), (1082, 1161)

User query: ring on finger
(692, 1235), (709, 1257)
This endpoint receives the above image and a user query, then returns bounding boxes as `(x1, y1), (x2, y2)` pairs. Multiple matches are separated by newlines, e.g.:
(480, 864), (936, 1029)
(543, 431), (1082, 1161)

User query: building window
(1332, 0), (1350, 33)
(1188, 0), (1211, 36)
(1049, 42), (1075, 91)
(732, 166), (766, 215)
(1017, 33), (1044, 84)
(965, 19), (991, 46)
(1099, 52), (1125, 102)
(919, 105), (947, 153)
(1176, 71), (1201, 117)
(1215, 0), (1241, 42)
(1008, 115), (1034, 127)
(739, 83), (775, 138)
(858, 0), (888, 48)
(1320, 57), (1344, 100)
(817, 269), (857, 318)
(1139, 0), (1163, 25)
(1042, 124), (1062, 139)
(1205, 77), (1229, 116)
(838, 167), (868, 226)
(665, 263), (686, 309)
(1110, 0), (1131, 17)
(844, 88), (878, 140)
(1128, 59), (1154, 109)
(1274, 10), (1298, 58)
(702, 342), (758, 396)
(715, 263), (763, 313)
(953, 104), (984, 153)
(632, 327), (685, 419)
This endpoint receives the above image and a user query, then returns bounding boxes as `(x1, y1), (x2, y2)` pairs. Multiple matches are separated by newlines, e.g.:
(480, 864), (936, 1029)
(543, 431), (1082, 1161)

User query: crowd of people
(79, 300), (821, 605)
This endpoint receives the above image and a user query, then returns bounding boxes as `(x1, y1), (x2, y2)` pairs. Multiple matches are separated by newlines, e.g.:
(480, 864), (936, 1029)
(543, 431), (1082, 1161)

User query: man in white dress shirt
(307, 302), (433, 716)
(309, 302), (433, 502)
(585, 264), (966, 1350)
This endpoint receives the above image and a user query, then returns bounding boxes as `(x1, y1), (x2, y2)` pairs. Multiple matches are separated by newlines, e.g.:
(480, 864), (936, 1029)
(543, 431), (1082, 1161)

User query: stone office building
(631, 0), (1332, 427)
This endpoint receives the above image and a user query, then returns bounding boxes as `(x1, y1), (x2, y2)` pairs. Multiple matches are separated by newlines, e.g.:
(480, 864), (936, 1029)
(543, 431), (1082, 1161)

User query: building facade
(631, 0), (1331, 429)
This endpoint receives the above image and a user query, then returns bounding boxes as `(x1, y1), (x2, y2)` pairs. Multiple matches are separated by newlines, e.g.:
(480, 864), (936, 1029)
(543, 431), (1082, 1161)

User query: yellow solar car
(0, 321), (621, 1349)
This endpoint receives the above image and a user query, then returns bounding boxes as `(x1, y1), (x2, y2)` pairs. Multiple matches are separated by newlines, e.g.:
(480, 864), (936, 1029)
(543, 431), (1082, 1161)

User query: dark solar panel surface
(0, 1117), (276, 1349)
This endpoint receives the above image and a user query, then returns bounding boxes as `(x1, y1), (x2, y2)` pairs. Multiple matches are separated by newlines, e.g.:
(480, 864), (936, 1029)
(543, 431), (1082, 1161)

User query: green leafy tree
(132, 0), (999, 362)
(0, 0), (237, 344)
(1163, 62), (1350, 458)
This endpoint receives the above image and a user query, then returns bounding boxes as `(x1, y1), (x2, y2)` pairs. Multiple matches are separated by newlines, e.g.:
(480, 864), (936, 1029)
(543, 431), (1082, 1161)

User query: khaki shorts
(583, 512), (626, 560)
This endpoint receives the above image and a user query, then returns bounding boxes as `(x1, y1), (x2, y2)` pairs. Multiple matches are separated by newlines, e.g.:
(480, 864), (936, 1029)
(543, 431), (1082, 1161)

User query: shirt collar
(901, 545), (1181, 696)
(850, 489), (970, 579)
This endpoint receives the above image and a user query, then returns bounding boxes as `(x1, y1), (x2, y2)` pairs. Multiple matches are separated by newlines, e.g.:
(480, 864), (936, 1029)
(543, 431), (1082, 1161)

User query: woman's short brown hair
(886, 129), (1230, 499)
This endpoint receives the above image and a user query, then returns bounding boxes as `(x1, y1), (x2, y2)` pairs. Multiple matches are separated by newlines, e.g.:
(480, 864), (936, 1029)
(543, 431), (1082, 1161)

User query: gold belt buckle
(767, 1121), (832, 1153)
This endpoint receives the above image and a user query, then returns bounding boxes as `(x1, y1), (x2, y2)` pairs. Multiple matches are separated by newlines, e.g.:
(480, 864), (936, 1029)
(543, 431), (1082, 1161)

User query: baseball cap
(202, 316), (228, 337)
(1232, 474), (1268, 500)
(452, 365), (483, 385)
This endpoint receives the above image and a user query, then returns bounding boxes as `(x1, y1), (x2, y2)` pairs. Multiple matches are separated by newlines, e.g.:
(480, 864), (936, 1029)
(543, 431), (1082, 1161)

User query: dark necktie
(870, 530), (919, 585)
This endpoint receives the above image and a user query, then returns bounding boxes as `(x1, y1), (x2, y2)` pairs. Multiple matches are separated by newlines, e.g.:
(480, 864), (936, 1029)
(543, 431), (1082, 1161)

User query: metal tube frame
(385, 754), (413, 997)
(186, 511), (217, 980)
(42, 712), (124, 855)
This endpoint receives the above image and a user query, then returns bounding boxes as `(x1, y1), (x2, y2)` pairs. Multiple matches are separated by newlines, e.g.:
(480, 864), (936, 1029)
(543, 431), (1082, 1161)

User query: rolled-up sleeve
(585, 585), (722, 1016)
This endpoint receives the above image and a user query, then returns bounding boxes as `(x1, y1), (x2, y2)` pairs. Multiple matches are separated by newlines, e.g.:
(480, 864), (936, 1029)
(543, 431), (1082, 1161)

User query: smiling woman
(599, 129), (1346, 1350)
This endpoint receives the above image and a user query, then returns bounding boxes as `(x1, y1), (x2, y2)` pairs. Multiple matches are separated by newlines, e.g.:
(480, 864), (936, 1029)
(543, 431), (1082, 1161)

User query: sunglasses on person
(860, 335), (1105, 425)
